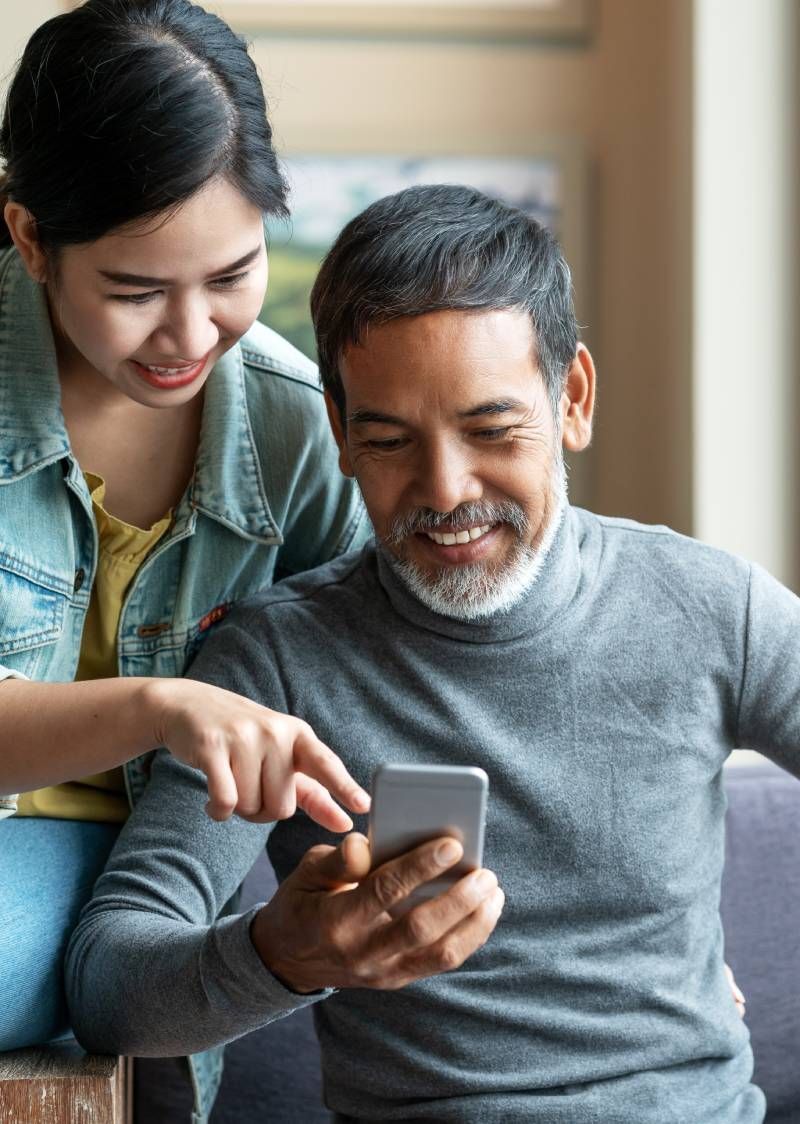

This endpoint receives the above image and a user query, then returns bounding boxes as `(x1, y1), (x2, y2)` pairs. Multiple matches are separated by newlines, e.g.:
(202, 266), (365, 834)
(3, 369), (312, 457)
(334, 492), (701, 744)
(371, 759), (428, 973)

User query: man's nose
(153, 295), (219, 360)
(413, 440), (482, 515)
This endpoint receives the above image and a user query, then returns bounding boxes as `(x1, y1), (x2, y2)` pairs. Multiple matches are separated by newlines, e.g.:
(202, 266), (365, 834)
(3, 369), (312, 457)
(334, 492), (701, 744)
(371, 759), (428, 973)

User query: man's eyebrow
(98, 245), (262, 288)
(347, 400), (528, 426)
(459, 398), (527, 418)
(347, 409), (406, 426)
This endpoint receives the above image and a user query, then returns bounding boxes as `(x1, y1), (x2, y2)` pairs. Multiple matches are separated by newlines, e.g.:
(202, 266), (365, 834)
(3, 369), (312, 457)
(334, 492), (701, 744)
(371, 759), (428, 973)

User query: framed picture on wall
(261, 143), (588, 364)
(210, 0), (590, 40)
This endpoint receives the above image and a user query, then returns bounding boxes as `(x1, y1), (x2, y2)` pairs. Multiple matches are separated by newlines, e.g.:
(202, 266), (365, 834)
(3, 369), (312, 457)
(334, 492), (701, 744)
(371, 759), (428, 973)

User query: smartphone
(369, 764), (489, 915)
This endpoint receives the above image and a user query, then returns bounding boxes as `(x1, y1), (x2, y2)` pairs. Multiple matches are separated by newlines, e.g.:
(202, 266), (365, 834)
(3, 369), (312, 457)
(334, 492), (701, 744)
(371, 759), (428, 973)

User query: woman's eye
(211, 271), (249, 289)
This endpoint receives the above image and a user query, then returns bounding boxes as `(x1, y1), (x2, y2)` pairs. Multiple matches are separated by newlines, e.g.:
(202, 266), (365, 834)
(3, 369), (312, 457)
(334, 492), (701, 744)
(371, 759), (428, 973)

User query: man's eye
(114, 291), (159, 305)
(211, 271), (249, 289)
(365, 437), (407, 450)
(474, 427), (511, 440)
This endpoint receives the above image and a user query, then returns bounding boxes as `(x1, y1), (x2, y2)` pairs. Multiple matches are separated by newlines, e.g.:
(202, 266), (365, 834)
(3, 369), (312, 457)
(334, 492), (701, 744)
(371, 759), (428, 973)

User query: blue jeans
(0, 817), (119, 1050)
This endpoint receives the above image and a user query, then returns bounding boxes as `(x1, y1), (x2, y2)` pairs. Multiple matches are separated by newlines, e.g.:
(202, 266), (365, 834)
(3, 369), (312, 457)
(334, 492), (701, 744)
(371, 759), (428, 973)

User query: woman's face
(46, 177), (269, 408)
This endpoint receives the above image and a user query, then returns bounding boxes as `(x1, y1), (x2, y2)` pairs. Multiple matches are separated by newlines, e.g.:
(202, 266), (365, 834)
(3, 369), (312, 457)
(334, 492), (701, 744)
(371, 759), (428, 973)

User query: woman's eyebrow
(98, 245), (263, 287)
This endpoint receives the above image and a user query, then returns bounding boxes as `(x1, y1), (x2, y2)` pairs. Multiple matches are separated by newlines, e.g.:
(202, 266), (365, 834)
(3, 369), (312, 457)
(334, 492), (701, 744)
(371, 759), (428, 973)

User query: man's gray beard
(382, 457), (568, 623)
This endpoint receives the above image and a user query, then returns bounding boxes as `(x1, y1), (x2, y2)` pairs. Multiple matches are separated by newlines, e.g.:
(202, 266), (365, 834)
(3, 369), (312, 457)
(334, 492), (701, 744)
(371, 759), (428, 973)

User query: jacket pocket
(0, 548), (70, 655)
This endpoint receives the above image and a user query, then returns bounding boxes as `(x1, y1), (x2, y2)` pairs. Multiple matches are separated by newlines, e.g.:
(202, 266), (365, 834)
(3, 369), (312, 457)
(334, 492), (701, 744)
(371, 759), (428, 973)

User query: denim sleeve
(736, 561), (800, 777)
(0, 666), (26, 817)
(64, 618), (327, 1056)
(257, 372), (371, 580)
(0, 665), (27, 681)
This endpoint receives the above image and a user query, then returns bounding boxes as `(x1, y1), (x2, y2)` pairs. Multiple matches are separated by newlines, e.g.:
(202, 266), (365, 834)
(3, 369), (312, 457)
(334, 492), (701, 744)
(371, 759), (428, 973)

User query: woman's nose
(152, 295), (219, 359)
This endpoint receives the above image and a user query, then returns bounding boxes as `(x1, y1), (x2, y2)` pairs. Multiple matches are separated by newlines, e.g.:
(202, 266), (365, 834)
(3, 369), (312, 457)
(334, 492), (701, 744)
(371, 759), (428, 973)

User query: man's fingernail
(436, 840), (461, 864)
(471, 869), (496, 894)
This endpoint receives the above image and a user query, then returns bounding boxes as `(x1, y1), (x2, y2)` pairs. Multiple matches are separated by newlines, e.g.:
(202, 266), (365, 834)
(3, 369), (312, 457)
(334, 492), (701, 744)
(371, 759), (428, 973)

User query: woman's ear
(560, 344), (596, 453)
(3, 202), (48, 283)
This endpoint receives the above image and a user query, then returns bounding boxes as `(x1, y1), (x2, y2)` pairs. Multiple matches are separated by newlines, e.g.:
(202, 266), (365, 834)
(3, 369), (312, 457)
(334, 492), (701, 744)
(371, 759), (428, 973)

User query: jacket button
(73, 568), (86, 592)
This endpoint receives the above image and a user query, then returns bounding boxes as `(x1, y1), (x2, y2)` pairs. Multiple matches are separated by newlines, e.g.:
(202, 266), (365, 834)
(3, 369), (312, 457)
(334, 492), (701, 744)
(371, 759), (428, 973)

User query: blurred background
(3, 0), (798, 588)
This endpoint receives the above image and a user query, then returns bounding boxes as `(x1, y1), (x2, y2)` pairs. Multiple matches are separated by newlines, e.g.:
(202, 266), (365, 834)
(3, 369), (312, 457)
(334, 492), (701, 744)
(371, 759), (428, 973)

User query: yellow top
(16, 472), (171, 823)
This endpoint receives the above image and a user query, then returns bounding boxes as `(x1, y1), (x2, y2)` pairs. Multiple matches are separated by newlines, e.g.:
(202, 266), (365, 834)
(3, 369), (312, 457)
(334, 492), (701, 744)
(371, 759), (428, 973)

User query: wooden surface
(0, 1043), (132, 1123)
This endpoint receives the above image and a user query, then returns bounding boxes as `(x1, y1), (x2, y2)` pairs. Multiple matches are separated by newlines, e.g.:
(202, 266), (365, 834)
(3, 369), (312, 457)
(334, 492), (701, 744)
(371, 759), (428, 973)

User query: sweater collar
(373, 504), (583, 644)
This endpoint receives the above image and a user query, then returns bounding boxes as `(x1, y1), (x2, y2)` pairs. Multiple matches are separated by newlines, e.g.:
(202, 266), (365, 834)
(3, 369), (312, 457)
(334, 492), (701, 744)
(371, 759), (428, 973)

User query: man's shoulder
(230, 546), (375, 633)
(574, 507), (752, 592)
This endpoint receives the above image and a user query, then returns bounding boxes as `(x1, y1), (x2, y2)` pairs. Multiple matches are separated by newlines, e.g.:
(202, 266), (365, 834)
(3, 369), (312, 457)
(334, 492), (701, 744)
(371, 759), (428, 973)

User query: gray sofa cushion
(721, 760), (800, 1124)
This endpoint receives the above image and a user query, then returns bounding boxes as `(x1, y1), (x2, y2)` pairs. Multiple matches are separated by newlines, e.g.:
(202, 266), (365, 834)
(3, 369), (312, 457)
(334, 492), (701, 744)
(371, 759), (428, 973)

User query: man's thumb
(297, 833), (371, 889)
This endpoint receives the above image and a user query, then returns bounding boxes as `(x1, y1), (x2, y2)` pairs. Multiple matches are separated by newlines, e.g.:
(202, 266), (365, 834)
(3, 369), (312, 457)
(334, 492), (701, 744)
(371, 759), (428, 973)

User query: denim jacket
(0, 245), (367, 1120)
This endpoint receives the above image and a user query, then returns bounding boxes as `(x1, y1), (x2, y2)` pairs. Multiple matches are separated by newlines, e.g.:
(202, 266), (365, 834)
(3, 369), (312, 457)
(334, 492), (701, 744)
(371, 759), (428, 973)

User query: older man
(67, 185), (797, 1123)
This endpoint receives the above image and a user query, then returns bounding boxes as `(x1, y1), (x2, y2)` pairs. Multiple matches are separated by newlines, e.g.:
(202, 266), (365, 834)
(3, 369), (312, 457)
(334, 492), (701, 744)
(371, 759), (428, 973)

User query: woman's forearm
(0, 675), (369, 828)
(0, 677), (163, 792)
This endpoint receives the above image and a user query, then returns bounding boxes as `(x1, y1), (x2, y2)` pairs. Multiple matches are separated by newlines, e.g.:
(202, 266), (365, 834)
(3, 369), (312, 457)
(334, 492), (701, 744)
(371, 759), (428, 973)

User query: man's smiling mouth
(423, 523), (493, 546)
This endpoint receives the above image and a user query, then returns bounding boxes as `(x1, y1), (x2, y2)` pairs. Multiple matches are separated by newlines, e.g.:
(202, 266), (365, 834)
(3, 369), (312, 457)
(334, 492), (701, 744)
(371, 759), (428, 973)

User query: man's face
(331, 308), (583, 619)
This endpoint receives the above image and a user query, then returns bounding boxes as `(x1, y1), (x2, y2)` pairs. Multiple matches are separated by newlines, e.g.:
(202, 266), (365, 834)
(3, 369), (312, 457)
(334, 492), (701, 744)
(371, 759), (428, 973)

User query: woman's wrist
(134, 677), (178, 749)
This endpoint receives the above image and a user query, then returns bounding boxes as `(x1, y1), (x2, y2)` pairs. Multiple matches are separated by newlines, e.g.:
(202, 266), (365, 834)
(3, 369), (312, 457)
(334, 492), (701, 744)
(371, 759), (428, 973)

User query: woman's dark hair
(311, 184), (579, 419)
(0, 0), (287, 250)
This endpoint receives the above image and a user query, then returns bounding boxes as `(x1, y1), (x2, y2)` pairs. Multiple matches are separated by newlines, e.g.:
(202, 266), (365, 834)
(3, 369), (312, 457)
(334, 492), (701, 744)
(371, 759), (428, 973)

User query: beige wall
(693, 0), (799, 588)
(0, 1), (60, 102)
(0, 0), (699, 531)
(251, 0), (695, 530)
(5, 1), (796, 582)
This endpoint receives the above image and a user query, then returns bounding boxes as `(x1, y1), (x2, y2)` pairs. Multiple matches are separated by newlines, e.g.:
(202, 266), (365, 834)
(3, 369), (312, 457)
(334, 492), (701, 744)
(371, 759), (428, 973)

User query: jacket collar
(190, 343), (281, 544)
(0, 247), (279, 544)
(0, 248), (70, 480)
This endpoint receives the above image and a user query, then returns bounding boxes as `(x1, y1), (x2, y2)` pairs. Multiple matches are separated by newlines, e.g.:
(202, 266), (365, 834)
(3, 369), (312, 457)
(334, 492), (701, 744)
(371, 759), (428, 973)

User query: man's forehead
(339, 308), (543, 418)
(342, 307), (536, 359)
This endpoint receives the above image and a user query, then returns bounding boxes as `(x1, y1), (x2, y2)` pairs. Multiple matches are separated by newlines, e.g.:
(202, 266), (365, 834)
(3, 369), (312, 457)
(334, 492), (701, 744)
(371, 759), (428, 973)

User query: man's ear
(324, 390), (355, 478)
(3, 202), (48, 283)
(560, 344), (596, 453)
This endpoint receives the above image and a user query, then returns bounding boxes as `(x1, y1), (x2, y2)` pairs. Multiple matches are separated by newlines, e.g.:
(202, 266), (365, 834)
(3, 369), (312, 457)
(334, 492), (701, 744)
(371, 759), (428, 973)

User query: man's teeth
(425, 524), (492, 546)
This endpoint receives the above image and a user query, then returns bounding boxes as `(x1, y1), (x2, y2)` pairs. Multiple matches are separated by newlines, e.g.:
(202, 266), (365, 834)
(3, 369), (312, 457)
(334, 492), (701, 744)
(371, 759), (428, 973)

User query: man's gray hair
(310, 183), (579, 418)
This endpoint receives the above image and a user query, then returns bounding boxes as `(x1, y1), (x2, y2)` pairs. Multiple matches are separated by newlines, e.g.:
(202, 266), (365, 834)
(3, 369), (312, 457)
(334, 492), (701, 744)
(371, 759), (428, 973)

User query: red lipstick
(130, 353), (210, 390)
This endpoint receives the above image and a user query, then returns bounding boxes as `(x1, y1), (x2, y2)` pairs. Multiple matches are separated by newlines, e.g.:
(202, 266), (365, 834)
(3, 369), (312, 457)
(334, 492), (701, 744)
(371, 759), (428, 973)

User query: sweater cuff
(199, 905), (333, 1025)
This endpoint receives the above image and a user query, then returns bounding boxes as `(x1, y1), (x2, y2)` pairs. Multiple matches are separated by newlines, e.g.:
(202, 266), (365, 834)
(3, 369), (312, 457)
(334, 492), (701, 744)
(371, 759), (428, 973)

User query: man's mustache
(385, 500), (529, 545)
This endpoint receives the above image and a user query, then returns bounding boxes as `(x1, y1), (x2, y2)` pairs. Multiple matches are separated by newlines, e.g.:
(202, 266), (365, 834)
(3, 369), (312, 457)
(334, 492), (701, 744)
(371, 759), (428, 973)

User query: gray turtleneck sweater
(67, 507), (800, 1122)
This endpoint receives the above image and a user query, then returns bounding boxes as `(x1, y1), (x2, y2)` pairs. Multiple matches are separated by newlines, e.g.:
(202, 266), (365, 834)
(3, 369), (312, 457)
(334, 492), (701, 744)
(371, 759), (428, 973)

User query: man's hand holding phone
(250, 832), (504, 994)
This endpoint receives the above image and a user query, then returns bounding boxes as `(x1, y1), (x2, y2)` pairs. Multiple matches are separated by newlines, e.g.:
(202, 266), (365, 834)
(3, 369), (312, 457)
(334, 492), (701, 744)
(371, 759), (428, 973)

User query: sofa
(134, 759), (800, 1123)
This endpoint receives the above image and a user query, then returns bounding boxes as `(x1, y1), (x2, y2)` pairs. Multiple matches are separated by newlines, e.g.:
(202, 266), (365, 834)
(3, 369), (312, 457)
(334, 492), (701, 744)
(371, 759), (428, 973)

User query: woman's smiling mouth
(129, 354), (211, 390)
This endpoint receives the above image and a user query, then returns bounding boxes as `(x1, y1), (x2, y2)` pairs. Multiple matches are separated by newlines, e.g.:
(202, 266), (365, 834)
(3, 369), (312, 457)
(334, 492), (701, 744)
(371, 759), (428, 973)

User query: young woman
(0, 0), (370, 1071)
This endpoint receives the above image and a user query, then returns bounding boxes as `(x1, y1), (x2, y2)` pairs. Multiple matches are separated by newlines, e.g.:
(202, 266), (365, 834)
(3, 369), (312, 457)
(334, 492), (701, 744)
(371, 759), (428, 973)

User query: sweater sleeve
(64, 611), (326, 1057)
(736, 561), (800, 777)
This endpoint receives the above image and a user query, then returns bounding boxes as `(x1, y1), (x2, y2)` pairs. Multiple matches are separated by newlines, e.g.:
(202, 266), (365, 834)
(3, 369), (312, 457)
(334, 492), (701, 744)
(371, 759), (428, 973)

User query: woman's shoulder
(237, 319), (320, 394)
(231, 319), (334, 457)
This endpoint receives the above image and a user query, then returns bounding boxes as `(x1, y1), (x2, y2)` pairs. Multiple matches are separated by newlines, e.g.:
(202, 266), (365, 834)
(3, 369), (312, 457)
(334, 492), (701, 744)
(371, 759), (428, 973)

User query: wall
(0, 1), (60, 101)
(693, 0), (799, 588)
(4, 1), (796, 586)
(250, 0), (695, 530)
(0, 0), (708, 536)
